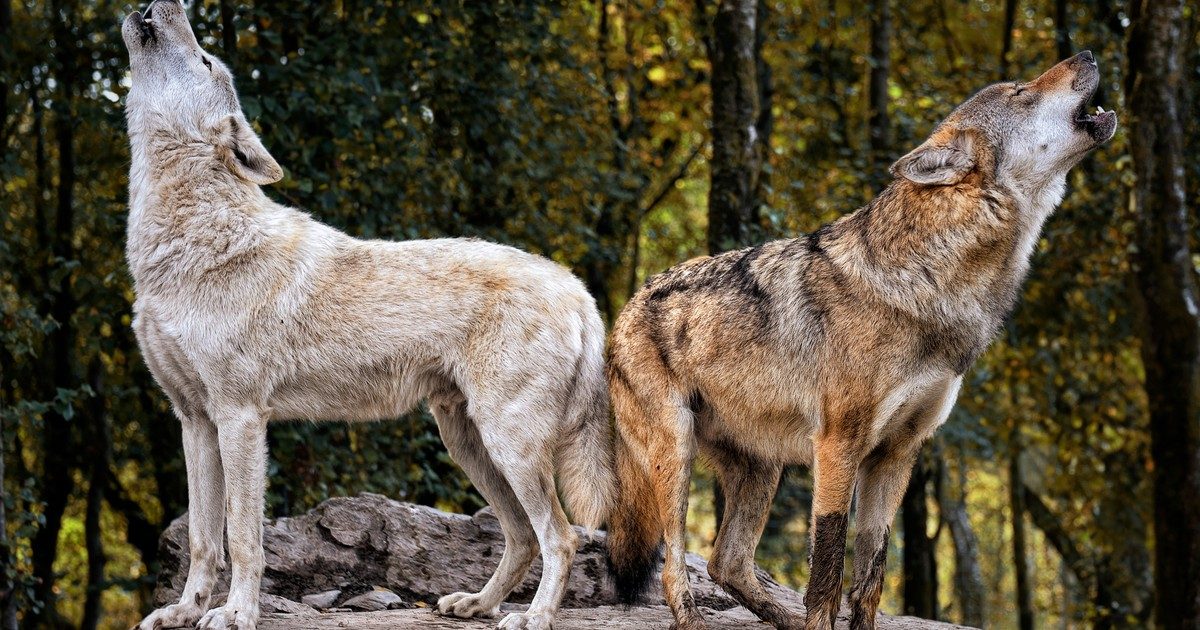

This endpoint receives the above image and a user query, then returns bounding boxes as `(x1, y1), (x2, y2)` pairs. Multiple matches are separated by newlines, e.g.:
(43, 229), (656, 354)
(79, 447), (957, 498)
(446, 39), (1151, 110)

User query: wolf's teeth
(1096, 106), (1105, 115)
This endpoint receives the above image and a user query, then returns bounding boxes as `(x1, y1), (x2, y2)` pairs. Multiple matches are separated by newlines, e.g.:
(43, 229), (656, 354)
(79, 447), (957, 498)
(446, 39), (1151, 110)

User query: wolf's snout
(142, 0), (178, 20)
(1068, 52), (1100, 78)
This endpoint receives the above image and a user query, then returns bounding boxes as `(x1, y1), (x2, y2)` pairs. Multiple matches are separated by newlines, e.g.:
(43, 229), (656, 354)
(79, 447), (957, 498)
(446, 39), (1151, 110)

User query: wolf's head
(122, 0), (281, 185)
(891, 52), (1116, 201)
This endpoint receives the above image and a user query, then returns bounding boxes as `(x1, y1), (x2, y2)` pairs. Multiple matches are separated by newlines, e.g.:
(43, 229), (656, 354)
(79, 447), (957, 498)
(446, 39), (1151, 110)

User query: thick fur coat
(606, 53), (1117, 630)
(123, 3), (614, 630)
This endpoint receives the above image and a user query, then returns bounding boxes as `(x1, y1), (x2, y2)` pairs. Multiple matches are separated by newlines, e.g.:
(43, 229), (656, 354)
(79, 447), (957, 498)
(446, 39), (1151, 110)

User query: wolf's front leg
(804, 424), (863, 630)
(198, 407), (267, 630)
(136, 412), (226, 630)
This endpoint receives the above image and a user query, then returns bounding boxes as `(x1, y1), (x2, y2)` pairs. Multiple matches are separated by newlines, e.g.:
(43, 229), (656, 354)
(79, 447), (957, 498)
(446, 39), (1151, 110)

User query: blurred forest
(1, 0), (1199, 628)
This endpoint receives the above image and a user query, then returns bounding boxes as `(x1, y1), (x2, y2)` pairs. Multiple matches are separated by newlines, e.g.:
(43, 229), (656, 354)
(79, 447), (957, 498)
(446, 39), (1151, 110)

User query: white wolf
(121, 2), (614, 629)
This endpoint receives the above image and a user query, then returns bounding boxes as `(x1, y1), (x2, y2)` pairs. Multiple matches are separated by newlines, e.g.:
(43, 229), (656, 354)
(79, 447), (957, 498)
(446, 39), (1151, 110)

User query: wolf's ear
(215, 114), (283, 185)
(890, 129), (977, 186)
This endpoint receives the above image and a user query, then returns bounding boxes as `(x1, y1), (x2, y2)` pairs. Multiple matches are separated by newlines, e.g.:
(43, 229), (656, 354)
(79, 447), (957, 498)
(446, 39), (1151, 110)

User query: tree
(704, 0), (767, 254)
(1125, 0), (1200, 625)
(901, 459), (938, 619)
(28, 0), (82, 625)
(866, 0), (891, 188)
(0, 1), (1173, 626)
(1009, 448), (1034, 630)
(998, 0), (1017, 78)
(941, 461), (985, 626)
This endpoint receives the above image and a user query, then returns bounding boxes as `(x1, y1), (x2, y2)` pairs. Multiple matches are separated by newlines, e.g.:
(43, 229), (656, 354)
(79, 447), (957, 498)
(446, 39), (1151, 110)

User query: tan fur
(121, 3), (615, 630)
(606, 53), (1117, 630)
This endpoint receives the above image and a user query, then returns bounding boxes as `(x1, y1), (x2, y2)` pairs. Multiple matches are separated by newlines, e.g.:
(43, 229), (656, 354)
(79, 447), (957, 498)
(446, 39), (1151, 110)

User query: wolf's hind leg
(136, 408), (225, 630)
(472, 402), (578, 630)
(704, 443), (801, 629)
(634, 394), (705, 630)
(846, 440), (919, 630)
(431, 397), (538, 620)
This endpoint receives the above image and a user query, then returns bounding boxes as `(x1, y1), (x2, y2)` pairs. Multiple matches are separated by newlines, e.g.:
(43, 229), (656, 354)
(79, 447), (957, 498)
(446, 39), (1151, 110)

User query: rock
(299, 589), (341, 609)
(256, 605), (972, 629)
(341, 588), (405, 611)
(153, 493), (975, 629)
(259, 593), (318, 616)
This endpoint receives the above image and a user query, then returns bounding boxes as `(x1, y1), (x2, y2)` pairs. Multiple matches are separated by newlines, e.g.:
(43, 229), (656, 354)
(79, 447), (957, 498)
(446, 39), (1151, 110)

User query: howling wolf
(606, 52), (1116, 630)
(122, 2), (614, 629)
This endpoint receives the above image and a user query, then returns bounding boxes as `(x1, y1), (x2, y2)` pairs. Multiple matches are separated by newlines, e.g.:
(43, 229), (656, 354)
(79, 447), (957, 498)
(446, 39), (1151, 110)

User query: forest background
(1, 0), (1198, 628)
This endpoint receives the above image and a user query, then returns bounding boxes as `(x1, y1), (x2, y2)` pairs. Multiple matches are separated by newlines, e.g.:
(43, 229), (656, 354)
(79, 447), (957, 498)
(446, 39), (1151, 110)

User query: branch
(1022, 484), (1095, 587)
(933, 0), (963, 73)
(597, 0), (627, 150)
(105, 466), (163, 568)
(638, 144), (702, 219)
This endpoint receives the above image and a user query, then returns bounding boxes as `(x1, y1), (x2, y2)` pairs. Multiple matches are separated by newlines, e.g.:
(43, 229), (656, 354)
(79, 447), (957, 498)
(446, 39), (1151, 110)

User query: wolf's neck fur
(126, 121), (270, 291)
(824, 173), (1063, 329)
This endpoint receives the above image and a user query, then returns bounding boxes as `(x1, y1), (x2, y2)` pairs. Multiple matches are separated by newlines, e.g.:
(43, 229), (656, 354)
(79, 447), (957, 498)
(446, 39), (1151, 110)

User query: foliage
(0, 0), (1192, 628)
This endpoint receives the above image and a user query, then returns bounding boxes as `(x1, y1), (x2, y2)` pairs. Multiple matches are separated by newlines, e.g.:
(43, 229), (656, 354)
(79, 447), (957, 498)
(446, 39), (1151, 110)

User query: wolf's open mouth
(131, 11), (156, 46)
(1072, 82), (1117, 142)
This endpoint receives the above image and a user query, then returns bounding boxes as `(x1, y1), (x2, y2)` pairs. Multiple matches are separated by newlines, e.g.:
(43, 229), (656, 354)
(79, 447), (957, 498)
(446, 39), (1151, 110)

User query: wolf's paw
(497, 610), (554, 630)
(197, 604), (256, 630)
(436, 591), (499, 619)
(135, 600), (205, 630)
(668, 616), (709, 630)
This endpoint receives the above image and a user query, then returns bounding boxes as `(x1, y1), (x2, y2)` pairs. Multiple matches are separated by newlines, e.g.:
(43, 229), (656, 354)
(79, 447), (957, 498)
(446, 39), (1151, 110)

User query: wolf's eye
(201, 57), (213, 71)
(1013, 83), (1026, 96)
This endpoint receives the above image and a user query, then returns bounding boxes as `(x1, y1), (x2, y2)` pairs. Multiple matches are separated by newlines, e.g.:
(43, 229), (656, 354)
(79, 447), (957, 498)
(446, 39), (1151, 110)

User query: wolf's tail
(606, 426), (663, 605)
(556, 308), (616, 531)
(609, 360), (667, 607)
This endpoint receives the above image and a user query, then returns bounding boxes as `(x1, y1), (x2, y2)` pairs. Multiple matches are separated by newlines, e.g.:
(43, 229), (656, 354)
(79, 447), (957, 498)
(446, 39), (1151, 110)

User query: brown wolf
(121, 2), (613, 629)
(605, 52), (1116, 630)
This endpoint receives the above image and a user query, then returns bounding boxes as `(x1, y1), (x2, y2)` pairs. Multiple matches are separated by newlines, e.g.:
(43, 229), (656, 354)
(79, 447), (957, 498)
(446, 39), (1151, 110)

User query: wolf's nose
(1078, 50), (1095, 65)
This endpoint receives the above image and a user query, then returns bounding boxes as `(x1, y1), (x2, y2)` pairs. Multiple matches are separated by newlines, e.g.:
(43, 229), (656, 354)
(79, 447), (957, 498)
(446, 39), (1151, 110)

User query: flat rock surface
(256, 605), (968, 629)
(155, 493), (973, 629)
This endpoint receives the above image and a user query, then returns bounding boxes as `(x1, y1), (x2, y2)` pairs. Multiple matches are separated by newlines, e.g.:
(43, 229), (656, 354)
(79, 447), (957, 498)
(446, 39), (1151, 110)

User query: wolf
(121, 2), (614, 629)
(605, 52), (1117, 630)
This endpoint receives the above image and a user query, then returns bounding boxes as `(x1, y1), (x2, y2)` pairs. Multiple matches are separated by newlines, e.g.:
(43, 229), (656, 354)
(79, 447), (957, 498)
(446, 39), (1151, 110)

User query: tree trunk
(867, 0), (892, 187)
(901, 460), (937, 619)
(586, 0), (634, 323)
(220, 0), (237, 65)
(0, 0), (11, 146)
(0, 418), (11, 630)
(0, 4), (18, 625)
(1053, 0), (1071, 60)
(999, 0), (1018, 78)
(29, 3), (79, 625)
(80, 370), (108, 630)
(706, 0), (763, 254)
(81, 471), (104, 630)
(752, 0), (772, 202)
(941, 462), (985, 627)
(0, 375), (12, 630)
(1009, 453), (1034, 630)
(1125, 0), (1200, 626)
